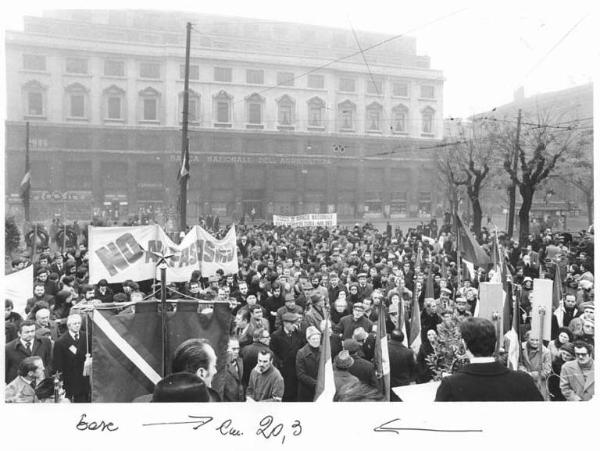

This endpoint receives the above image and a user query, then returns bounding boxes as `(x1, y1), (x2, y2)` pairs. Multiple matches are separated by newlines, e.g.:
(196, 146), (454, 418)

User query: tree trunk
(471, 196), (483, 237)
(586, 192), (593, 226)
(518, 186), (534, 246)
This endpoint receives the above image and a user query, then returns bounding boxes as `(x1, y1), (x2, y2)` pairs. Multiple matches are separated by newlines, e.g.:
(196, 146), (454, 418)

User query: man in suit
(52, 314), (90, 402)
(270, 312), (304, 402)
(560, 340), (594, 401)
(5, 320), (53, 383)
(435, 317), (543, 401)
(211, 337), (244, 402)
(388, 329), (416, 395)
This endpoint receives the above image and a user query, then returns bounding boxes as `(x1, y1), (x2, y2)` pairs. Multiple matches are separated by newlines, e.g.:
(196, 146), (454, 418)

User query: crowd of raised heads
(5, 218), (594, 402)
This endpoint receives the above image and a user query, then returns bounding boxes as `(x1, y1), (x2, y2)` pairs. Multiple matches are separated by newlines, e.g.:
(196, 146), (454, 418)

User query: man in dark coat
(388, 329), (416, 400)
(240, 328), (271, 388)
(212, 338), (244, 402)
(94, 279), (114, 303)
(435, 317), (543, 401)
(52, 313), (91, 402)
(296, 326), (321, 401)
(270, 312), (305, 402)
(5, 320), (53, 383)
(343, 338), (378, 387)
(334, 303), (373, 339)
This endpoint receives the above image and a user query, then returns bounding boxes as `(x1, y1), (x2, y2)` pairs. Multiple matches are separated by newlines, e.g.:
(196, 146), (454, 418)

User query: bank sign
(89, 224), (238, 284)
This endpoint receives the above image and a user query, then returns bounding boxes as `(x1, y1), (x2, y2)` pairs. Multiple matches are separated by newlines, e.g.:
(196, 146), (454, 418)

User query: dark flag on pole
(91, 303), (231, 402)
(177, 139), (190, 181)
(20, 122), (31, 222)
(552, 264), (563, 311)
(455, 214), (491, 280)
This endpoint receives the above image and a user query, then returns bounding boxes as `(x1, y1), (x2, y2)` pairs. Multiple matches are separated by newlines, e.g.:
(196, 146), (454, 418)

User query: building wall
(5, 11), (445, 225)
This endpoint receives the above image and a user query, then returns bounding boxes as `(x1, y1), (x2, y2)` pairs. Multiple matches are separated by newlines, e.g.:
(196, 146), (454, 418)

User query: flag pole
(178, 22), (192, 236)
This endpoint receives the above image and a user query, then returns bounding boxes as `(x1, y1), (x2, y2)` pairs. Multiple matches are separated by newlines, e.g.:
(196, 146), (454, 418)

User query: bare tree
(488, 110), (580, 245)
(438, 121), (494, 236)
(556, 128), (593, 225)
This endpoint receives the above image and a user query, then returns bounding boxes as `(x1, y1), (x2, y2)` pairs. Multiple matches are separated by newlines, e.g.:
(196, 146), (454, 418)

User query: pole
(32, 223), (38, 261)
(160, 264), (168, 378)
(24, 122), (31, 222)
(507, 109), (522, 238)
(178, 22), (192, 235)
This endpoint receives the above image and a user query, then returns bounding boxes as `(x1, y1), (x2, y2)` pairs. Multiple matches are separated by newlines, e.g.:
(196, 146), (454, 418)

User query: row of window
(22, 54), (437, 97)
(23, 81), (436, 133)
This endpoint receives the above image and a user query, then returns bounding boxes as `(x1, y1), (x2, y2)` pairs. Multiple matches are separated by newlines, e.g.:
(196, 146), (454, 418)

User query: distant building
(5, 10), (445, 225)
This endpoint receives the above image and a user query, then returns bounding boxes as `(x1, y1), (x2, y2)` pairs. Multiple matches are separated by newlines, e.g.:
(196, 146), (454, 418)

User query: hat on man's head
(310, 294), (323, 305)
(352, 302), (365, 311)
(282, 312), (299, 323)
(523, 277), (533, 283)
(334, 350), (354, 370)
(342, 338), (362, 354)
(358, 272), (367, 278)
(560, 343), (575, 356)
(580, 301), (595, 311)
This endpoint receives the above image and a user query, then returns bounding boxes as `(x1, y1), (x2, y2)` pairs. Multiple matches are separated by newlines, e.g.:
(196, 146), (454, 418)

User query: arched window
(277, 94), (295, 127)
(213, 90), (233, 126)
(102, 85), (126, 122)
(245, 92), (265, 127)
(179, 89), (200, 124)
(421, 106), (435, 134)
(307, 96), (325, 128)
(366, 102), (383, 132)
(338, 100), (356, 131)
(392, 104), (409, 133)
(65, 82), (90, 120)
(22, 80), (47, 118)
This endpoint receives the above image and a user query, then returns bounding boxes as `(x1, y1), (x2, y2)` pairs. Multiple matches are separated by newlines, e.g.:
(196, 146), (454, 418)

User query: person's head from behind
(18, 356), (44, 382)
(256, 350), (273, 374)
(152, 372), (210, 402)
(5, 299), (14, 319)
(171, 339), (217, 387)
(459, 317), (496, 358)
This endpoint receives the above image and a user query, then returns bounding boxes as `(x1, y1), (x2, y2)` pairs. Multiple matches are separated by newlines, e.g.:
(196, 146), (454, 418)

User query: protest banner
(3, 265), (34, 317)
(273, 213), (337, 227)
(477, 282), (505, 339)
(89, 224), (238, 283)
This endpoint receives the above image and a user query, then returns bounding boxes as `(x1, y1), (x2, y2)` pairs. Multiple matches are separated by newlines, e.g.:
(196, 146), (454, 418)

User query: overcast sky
(1, 0), (598, 119)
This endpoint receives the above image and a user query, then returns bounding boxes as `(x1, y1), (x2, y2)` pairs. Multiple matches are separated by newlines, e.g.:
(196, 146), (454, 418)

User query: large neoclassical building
(5, 10), (444, 224)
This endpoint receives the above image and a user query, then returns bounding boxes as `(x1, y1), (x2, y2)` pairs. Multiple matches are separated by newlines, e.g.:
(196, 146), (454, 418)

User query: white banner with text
(273, 213), (337, 227)
(89, 225), (238, 283)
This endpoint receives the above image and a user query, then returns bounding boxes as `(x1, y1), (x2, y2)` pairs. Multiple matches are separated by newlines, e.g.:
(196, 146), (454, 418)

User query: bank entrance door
(243, 190), (264, 220)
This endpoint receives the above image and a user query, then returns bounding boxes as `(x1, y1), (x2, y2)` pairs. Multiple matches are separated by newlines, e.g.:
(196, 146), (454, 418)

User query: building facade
(5, 10), (444, 226)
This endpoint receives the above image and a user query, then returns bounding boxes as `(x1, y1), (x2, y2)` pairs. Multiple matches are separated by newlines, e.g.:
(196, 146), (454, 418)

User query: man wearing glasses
(560, 341), (595, 401)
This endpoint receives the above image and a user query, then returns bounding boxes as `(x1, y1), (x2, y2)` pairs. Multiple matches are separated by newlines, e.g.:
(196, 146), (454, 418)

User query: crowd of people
(4, 217), (595, 402)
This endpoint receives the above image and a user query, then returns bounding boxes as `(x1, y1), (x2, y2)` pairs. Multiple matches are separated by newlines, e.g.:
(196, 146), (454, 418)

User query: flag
(455, 214), (491, 268)
(505, 285), (521, 370)
(374, 303), (390, 401)
(552, 264), (563, 311)
(91, 302), (231, 402)
(314, 316), (336, 402)
(424, 271), (435, 299)
(177, 142), (190, 181)
(20, 123), (31, 221)
(415, 247), (422, 270)
(409, 290), (422, 354)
